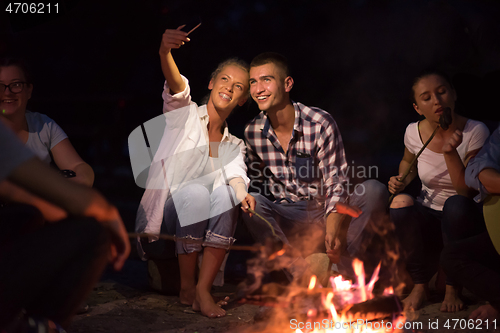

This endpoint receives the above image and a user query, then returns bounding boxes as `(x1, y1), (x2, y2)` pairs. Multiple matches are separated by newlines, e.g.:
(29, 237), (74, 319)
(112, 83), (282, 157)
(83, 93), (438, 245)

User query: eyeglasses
(0, 82), (27, 94)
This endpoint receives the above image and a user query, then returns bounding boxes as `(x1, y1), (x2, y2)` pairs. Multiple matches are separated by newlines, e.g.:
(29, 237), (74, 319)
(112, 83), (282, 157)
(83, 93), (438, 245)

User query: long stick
(128, 232), (260, 251)
(247, 207), (277, 237)
(388, 125), (440, 206)
(128, 207), (278, 252)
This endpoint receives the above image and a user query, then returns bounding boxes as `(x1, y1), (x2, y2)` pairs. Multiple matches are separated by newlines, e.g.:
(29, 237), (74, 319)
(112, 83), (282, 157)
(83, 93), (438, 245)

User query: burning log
(245, 285), (402, 322)
(343, 295), (403, 323)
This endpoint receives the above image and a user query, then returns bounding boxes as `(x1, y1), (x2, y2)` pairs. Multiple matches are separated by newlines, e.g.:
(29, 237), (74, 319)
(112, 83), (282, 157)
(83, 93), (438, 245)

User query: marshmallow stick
(128, 232), (260, 252)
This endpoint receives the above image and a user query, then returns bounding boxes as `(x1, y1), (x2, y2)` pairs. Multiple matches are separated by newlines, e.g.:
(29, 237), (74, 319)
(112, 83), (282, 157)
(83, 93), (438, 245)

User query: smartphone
(180, 16), (202, 35)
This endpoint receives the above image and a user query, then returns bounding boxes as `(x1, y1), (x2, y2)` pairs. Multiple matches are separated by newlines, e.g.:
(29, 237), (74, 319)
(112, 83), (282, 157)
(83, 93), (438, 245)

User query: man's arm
(8, 157), (130, 271)
(315, 117), (349, 262)
(465, 126), (500, 201)
(325, 212), (344, 263)
(317, 117), (349, 216)
(244, 130), (267, 194)
(479, 169), (500, 194)
(0, 180), (67, 221)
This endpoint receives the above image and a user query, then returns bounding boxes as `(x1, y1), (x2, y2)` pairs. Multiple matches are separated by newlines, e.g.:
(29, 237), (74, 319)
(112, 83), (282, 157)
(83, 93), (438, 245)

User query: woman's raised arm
(159, 27), (190, 94)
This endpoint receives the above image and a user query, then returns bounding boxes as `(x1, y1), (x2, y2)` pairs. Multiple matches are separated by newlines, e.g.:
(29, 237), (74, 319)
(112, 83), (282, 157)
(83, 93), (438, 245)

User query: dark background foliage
(2, 0), (499, 231)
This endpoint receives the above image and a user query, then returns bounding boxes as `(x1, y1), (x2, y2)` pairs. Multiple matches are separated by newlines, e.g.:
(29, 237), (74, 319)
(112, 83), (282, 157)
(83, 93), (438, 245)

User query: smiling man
(242, 52), (390, 282)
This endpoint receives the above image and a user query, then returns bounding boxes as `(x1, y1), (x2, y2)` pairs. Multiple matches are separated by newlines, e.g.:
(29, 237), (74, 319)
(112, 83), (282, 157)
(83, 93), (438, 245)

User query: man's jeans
(242, 179), (390, 280)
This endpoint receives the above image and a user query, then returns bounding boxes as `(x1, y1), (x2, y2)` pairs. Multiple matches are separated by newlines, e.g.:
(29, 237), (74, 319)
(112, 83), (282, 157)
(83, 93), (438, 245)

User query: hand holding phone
(161, 29), (191, 54)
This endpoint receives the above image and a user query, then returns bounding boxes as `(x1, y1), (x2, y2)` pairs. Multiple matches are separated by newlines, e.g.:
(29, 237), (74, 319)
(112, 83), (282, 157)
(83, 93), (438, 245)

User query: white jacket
(135, 76), (249, 246)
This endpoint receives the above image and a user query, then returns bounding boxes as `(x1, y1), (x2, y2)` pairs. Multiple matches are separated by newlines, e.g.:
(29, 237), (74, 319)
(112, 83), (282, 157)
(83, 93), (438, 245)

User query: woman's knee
(209, 186), (241, 220)
(443, 195), (474, 221)
(442, 195), (483, 240)
(211, 185), (235, 206)
(173, 184), (211, 209)
(169, 184), (211, 228)
(390, 194), (414, 209)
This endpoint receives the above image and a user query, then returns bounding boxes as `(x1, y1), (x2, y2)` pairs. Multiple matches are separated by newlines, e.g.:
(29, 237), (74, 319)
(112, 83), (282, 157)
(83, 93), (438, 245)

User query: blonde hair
(210, 58), (249, 82)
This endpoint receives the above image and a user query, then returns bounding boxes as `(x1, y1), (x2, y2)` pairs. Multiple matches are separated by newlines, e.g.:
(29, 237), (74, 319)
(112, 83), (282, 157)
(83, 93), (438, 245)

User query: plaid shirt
(244, 101), (348, 216)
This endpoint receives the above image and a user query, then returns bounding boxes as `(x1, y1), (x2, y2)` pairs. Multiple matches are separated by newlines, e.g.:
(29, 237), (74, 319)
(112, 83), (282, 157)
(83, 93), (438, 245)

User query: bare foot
(402, 284), (428, 311)
(469, 304), (499, 322)
(192, 287), (226, 318)
(179, 287), (196, 306)
(440, 285), (464, 312)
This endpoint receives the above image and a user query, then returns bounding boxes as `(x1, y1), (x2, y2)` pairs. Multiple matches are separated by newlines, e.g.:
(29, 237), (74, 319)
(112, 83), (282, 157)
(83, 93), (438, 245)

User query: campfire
(240, 254), (406, 333)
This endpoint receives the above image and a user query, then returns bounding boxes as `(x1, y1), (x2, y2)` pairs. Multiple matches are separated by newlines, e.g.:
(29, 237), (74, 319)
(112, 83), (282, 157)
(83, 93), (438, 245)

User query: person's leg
(442, 195), (486, 243)
(0, 203), (45, 241)
(242, 193), (324, 282)
(390, 200), (428, 310)
(440, 196), (488, 312)
(442, 232), (500, 314)
(165, 184), (211, 305)
(340, 180), (391, 281)
(389, 198), (442, 310)
(195, 247), (227, 318)
(0, 216), (109, 329)
(194, 185), (238, 318)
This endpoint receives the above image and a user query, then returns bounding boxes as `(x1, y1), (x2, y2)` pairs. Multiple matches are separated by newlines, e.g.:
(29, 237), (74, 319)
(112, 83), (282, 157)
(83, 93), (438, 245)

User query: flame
(308, 275), (317, 290)
(383, 286), (394, 295)
(265, 261), (404, 332)
(366, 262), (381, 293)
(353, 259), (367, 302)
(268, 248), (286, 260)
(331, 275), (352, 292)
(324, 292), (334, 307)
(276, 248), (286, 256)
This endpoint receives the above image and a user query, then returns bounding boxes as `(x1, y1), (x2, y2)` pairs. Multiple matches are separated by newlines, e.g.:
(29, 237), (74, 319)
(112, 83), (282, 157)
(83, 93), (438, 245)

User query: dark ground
(67, 254), (500, 333)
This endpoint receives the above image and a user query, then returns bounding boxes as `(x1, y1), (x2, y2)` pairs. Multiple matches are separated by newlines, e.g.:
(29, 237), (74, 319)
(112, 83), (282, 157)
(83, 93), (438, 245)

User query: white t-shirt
(25, 111), (68, 164)
(404, 119), (490, 210)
